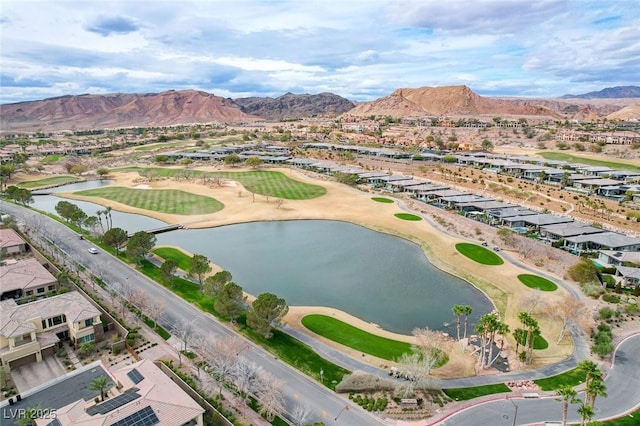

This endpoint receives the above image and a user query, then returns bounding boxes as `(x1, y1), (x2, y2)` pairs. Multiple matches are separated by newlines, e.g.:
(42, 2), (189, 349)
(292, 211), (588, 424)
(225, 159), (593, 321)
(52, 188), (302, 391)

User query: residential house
(0, 258), (58, 301)
(0, 228), (28, 257)
(563, 232), (640, 253)
(0, 291), (102, 370)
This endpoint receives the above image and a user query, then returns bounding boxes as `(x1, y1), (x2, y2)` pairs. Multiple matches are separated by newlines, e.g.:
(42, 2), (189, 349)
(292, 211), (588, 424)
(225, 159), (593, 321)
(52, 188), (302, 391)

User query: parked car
(88, 247), (98, 254)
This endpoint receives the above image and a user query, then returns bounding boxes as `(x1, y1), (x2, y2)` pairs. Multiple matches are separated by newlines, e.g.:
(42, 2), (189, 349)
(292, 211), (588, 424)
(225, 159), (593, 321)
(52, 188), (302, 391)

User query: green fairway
(74, 186), (224, 215)
(518, 274), (558, 291)
(394, 213), (422, 221)
(534, 368), (587, 391)
(135, 141), (195, 151)
(301, 314), (413, 360)
(17, 175), (80, 189)
(515, 331), (549, 350)
(112, 167), (326, 200)
(537, 152), (640, 172)
(455, 243), (504, 265)
(371, 197), (394, 203)
(443, 383), (511, 401)
(153, 247), (192, 270)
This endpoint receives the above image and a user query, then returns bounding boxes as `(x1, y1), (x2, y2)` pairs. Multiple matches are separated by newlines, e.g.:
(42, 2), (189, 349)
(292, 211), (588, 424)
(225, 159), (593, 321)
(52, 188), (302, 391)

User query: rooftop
(0, 257), (57, 294)
(0, 228), (25, 249)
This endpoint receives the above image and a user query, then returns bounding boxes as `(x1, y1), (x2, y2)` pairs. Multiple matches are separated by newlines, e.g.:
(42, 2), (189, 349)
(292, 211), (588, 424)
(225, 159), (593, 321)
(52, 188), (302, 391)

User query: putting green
(394, 213), (422, 221)
(455, 243), (504, 265)
(518, 274), (558, 291)
(371, 197), (394, 203)
(301, 314), (412, 360)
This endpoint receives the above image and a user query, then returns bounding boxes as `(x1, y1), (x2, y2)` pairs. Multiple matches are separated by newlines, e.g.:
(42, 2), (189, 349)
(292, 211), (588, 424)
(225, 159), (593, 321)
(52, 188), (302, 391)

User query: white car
(88, 247), (98, 254)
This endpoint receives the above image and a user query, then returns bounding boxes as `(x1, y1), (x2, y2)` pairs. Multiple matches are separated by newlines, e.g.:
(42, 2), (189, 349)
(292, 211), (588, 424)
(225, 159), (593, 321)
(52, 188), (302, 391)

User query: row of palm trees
(556, 360), (607, 426)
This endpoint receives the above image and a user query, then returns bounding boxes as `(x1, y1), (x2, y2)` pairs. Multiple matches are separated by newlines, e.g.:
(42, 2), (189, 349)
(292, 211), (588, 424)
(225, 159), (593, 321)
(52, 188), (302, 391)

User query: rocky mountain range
(233, 92), (356, 121)
(561, 86), (640, 99)
(345, 85), (563, 118)
(1, 85), (638, 132)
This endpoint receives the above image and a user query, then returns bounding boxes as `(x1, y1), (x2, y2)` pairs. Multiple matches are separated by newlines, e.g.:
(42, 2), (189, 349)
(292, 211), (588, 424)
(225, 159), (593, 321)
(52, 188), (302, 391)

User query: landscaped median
(301, 314), (413, 360)
(17, 175), (80, 189)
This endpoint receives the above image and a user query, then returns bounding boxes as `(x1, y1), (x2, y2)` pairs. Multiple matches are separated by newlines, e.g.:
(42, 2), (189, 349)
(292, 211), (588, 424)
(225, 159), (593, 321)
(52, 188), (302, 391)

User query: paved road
(439, 334), (640, 425)
(1, 200), (385, 426)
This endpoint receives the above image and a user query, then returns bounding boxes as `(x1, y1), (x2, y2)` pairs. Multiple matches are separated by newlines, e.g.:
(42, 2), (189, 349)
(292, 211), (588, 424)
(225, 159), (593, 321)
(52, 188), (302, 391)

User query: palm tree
(577, 401), (594, 426)
(586, 375), (607, 410)
(89, 375), (110, 402)
(577, 360), (599, 392)
(555, 385), (578, 426)
(452, 304), (464, 347)
(461, 305), (473, 341)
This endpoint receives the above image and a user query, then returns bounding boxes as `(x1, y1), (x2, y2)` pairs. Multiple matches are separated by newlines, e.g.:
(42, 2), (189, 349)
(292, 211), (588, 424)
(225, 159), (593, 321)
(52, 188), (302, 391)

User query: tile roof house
(0, 228), (28, 257)
(34, 359), (205, 426)
(0, 258), (58, 301)
(0, 291), (102, 370)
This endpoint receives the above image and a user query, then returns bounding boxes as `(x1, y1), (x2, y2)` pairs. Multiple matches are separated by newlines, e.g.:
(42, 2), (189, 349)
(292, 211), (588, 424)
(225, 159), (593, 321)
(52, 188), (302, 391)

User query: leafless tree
(290, 403), (310, 426)
(232, 359), (262, 402)
(256, 371), (285, 421)
(145, 297), (167, 329)
(204, 336), (246, 395)
(275, 199), (284, 209)
(521, 289), (548, 314)
(174, 317), (198, 352)
(395, 351), (436, 396)
(549, 296), (591, 344)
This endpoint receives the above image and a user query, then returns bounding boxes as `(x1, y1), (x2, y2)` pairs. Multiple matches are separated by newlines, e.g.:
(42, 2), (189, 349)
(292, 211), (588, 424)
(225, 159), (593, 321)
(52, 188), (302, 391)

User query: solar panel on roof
(86, 388), (141, 415)
(127, 368), (144, 384)
(109, 405), (159, 426)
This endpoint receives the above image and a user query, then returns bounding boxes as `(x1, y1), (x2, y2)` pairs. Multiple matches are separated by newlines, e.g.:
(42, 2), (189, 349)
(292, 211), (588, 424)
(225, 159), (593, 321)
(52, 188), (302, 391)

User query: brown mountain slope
(606, 104), (640, 121)
(0, 90), (259, 131)
(347, 85), (562, 118)
(234, 92), (355, 120)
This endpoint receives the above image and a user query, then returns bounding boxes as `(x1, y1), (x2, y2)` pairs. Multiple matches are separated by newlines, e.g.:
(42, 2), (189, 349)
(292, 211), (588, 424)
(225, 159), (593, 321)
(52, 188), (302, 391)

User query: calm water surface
(157, 220), (493, 334)
(32, 181), (493, 334)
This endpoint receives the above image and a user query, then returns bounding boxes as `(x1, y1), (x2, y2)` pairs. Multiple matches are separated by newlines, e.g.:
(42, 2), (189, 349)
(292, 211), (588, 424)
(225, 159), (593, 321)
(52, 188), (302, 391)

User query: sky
(1, 0), (639, 104)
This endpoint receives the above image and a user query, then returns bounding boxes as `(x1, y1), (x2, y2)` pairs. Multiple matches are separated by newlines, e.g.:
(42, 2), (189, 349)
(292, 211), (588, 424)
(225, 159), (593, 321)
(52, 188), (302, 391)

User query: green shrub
(582, 283), (605, 298)
(599, 307), (617, 320)
(602, 293), (620, 304)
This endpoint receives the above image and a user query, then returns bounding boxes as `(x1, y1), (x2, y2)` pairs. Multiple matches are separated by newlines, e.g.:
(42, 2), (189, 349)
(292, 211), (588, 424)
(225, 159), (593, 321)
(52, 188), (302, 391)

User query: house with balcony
(597, 250), (640, 267)
(0, 291), (101, 370)
(563, 232), (640, 254)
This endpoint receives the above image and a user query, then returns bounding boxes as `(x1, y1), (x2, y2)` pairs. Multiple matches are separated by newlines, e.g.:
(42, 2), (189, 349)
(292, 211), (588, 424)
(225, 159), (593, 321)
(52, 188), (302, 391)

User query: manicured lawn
(372, 197), (394, 203)
(515, 331), (549, 350)
(74, 186), (224, 215)
(538, 152), (640, 172)
(455, 243), (504, 265)
(301, 314), (413, 360)
(153, 247), (192, 271)
(138, 260), (350, 390)
(534, 368), (587, 391)
(244, 328), (350, 390)
(394, 213), (422, 221)
(41, 154), (65, 164)
(112, 167), (326, 200)
(601, 409), (640, 425)
(443, 383), (511, 401)
(17, 175), (80, 189)
(517, 274), (558, 291)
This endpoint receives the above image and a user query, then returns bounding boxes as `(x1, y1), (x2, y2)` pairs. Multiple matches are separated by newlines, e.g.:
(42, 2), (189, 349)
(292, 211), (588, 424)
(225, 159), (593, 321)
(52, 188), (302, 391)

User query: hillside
(561, 86), (640, 99)
(346, 85), (562, 118)
(233, 92), (355, 120)
(0, 90), (259, 132)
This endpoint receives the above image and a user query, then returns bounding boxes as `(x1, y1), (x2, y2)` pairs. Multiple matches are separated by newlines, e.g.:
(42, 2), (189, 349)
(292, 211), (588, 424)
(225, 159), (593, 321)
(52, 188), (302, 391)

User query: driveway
(12, 355), (66, 394)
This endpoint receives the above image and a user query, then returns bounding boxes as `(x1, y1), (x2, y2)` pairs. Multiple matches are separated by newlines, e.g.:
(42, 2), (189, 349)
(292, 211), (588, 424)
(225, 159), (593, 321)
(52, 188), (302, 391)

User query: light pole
(334, 405), (348, 424)
(320, 368), (324, 384)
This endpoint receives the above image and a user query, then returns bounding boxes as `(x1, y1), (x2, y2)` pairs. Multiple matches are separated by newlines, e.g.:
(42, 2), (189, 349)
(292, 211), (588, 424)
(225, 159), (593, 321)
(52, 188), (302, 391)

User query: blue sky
(1, 0), (639, 104)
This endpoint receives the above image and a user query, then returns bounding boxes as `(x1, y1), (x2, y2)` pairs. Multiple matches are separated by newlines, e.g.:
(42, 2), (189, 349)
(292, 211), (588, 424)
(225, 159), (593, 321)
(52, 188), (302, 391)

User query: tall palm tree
(577, 402), (594, 426)
(452, 304), (464, 347)
(89, 375), (110, 402)
(555, 385), (578, 426)
(577, 360), (599, 392)
(586, 375), (607, 410)
(461, 305), (473, 341)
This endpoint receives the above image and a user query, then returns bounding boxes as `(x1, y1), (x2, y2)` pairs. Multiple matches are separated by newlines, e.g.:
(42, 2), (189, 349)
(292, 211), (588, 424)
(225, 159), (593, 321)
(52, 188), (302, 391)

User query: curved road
(439, 333), (640, 425)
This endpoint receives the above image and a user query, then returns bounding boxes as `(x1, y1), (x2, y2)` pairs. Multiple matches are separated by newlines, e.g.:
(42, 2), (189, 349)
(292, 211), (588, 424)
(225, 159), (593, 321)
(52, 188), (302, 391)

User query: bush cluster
(349, 394), (388, 411)
(591, 323), (614, 358)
